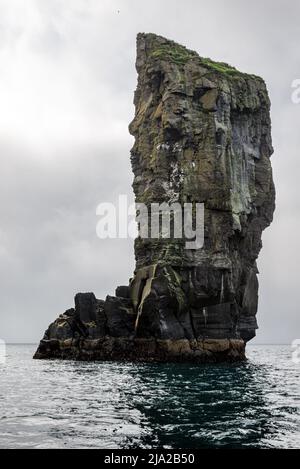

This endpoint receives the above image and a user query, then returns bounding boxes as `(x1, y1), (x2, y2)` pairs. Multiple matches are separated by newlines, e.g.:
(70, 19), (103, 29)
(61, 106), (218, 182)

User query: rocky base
(34, 290), (248, 363)
(34, 337), (245, 363)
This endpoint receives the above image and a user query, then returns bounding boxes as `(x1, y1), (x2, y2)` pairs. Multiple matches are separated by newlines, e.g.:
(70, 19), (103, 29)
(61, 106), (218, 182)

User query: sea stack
(34, 33), (275, 362)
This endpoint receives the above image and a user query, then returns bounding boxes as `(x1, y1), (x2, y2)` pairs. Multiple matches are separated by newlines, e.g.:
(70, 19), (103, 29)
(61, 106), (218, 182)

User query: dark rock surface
(34, 33), (275, 362)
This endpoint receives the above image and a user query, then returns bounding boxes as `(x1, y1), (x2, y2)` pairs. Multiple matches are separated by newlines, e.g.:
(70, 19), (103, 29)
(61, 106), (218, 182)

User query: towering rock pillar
(34, 34), (275, 362)
(129, 33), (275, 344)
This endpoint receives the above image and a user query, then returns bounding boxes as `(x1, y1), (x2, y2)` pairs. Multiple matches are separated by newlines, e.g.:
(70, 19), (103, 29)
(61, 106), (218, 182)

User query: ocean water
(0, 344), (299, 449)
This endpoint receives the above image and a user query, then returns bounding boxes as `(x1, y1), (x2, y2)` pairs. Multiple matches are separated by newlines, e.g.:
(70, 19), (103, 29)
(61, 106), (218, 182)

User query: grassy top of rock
(141, 33), (262, 80)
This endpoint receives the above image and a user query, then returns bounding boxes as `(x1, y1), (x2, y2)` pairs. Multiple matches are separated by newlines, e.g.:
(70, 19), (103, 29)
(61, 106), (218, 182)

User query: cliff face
(34, 34), (275, 363)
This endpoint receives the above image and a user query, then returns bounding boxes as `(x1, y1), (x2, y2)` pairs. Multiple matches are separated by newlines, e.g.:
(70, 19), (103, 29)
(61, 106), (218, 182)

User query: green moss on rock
(200, 57), (238, 74)
(151, 43), (197, 66)
(149, 36), (262, 80)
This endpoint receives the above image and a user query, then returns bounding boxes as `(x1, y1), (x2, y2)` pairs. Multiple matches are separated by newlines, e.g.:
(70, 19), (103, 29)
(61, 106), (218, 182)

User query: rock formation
(34, 33), (275, 362)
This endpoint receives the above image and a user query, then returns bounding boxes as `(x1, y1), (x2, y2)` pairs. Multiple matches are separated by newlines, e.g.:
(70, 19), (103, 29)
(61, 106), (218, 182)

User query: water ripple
(0, 345), (299, 448)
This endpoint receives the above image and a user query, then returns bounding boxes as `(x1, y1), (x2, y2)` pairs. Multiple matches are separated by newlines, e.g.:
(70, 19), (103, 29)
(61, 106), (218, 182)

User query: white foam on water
(0, 340), (6, 364)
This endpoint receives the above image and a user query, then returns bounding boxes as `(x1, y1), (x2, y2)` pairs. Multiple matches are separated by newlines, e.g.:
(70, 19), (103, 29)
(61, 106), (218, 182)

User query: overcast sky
(0, 0), (299, 343)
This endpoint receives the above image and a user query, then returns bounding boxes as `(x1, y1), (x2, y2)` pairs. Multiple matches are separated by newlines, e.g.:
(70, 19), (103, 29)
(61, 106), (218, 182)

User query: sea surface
(0, 344), (299, 449)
